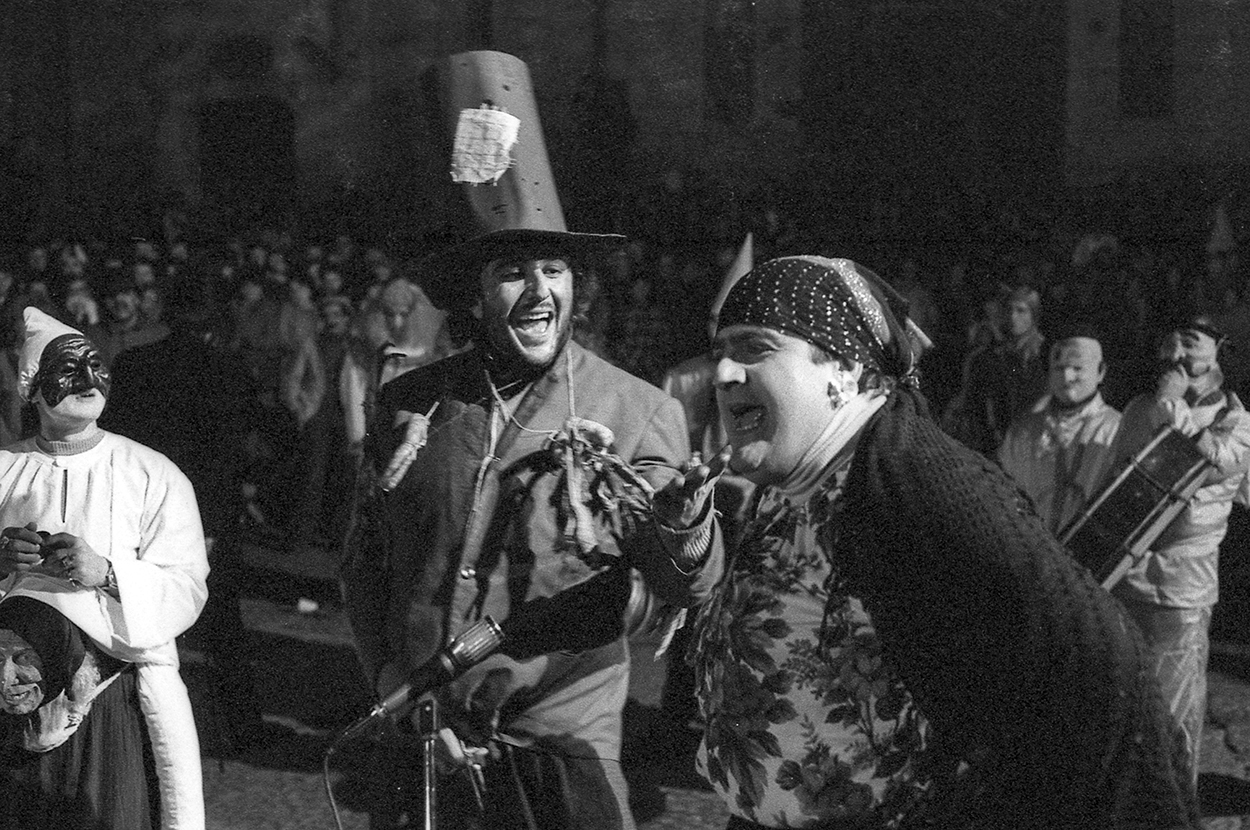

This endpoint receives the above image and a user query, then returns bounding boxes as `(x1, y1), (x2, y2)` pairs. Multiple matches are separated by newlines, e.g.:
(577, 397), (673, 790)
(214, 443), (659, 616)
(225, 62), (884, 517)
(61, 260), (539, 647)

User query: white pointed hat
(18, 306), (88, 402)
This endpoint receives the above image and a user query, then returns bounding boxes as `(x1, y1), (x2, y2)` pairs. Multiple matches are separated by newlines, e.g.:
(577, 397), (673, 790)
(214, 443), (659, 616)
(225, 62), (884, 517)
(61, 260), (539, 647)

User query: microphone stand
(417, 697), (438, 830)
(327, 616), (504, 830)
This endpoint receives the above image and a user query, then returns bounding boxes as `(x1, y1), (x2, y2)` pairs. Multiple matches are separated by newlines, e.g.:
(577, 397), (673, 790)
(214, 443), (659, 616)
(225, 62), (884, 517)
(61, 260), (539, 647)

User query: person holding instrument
(340, 51), (725, 830)
(1105, 312), (1250, 783)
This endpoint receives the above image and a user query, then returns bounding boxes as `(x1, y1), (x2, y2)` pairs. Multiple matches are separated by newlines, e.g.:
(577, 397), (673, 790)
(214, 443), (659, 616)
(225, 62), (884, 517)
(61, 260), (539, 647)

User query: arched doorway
(199, 96), (296, 231)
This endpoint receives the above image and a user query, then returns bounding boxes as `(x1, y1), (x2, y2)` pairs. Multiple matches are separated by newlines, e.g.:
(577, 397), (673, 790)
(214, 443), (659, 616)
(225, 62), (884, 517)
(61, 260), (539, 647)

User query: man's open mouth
(512, 308), (555, 337)
(728, 402), (765, 432)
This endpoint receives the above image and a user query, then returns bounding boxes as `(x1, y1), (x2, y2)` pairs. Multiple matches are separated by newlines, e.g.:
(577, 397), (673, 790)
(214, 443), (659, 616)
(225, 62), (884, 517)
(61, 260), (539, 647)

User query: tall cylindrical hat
(423, 51), (624, 310)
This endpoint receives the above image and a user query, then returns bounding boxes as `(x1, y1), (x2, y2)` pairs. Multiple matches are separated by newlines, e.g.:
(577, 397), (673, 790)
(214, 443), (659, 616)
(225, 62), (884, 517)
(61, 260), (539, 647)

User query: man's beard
(483, 318), (573, 392)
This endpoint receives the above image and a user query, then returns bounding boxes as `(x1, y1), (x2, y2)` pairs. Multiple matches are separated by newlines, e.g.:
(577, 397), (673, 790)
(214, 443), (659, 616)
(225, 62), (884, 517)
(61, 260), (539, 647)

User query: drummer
(1106, 311), (1250, 781)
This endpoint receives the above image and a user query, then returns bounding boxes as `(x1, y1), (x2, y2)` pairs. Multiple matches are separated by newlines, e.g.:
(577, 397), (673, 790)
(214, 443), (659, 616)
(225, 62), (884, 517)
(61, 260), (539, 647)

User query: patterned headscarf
(716, 256), (930, 386)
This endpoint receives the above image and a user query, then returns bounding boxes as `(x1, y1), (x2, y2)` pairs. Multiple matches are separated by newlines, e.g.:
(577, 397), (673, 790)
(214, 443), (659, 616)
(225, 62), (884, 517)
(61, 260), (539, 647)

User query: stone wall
(1067, 0), (1250, 190)
(0, 0), (1078, 246)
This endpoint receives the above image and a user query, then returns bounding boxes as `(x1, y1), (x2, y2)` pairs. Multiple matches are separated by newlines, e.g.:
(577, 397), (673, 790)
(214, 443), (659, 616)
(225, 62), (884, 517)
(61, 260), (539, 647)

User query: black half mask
(32, 334), (111, 406)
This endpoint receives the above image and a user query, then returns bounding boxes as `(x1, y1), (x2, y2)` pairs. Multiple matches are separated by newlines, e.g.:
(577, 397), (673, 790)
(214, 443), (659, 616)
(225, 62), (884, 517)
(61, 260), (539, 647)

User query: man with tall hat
(340, 51), (725, 830)
(997, 324), (1122, 537)
(1105, 312), (1250, 783)
(690, 255), (1196, 829)
(0, 307), (209, 829)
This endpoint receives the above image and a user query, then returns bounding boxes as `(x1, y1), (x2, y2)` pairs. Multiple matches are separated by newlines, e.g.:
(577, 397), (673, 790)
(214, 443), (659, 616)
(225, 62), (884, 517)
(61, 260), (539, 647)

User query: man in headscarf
(1105, 313), (1250, 784)
(0, 307), (209, 830)
(690, 256), (1197, 830)
(997, 325), (1122, 536)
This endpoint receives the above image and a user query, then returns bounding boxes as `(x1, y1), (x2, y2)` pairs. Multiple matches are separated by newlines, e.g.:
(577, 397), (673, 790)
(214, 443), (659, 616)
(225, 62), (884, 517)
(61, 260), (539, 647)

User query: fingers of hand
(41, 532), (77, 550)
(684, 446), (732, 495)
(696, 445), (732, 485)
(0, 532), (41, 563)
(8, 526), (44, 547)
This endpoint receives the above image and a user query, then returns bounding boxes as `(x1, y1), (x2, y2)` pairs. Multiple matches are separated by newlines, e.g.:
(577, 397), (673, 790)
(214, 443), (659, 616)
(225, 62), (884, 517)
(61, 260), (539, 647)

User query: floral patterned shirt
(689, 458), (929, 828)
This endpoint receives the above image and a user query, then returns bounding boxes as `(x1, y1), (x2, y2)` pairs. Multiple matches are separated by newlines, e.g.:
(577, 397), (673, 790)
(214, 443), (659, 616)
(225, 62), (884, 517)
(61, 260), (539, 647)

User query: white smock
(0, 432), (209, 830)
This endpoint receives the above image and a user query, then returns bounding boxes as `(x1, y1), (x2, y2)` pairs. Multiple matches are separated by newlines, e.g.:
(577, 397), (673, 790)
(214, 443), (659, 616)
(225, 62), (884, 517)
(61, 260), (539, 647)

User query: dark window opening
(199, 96), (296, 230)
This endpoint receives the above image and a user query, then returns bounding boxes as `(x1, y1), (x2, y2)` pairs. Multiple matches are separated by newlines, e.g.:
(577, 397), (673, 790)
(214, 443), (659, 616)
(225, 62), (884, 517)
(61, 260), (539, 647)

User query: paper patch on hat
(451, 105), (521, 185)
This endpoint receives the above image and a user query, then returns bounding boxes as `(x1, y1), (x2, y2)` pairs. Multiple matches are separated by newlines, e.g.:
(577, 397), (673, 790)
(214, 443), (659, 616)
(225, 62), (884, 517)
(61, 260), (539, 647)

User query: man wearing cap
(0, 307), (209, 830)
(690, 255), (1195, 829)
(997, 329), (1122, 537)
(1106, 313), (1250, 782)
(341, 51), (725, 830)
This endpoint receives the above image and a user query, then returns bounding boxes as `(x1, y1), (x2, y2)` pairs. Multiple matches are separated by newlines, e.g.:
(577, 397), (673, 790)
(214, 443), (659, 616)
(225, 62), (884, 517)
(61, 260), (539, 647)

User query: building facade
(0, 1), (1242, 247)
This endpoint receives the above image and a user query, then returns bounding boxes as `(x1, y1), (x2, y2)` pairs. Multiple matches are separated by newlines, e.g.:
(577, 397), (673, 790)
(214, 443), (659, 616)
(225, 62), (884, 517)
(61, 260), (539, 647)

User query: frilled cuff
(654, 500), (716, 573)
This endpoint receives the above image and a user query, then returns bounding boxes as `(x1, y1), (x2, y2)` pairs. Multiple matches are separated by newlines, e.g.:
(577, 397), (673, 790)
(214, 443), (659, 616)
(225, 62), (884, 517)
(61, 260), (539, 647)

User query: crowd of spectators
(1, 173), (1248, 567)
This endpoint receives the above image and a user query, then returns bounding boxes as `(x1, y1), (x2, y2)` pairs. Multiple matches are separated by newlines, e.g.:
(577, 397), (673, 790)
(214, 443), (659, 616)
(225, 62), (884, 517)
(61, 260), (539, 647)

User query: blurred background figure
(340, 275), (453, 456)
(997, 327), (1122, 536)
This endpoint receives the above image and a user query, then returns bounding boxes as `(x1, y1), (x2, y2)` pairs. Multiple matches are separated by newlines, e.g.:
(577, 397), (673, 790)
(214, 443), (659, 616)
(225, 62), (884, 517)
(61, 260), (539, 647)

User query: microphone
(337, 563), (640, 743)
(339, 615), (505, 741)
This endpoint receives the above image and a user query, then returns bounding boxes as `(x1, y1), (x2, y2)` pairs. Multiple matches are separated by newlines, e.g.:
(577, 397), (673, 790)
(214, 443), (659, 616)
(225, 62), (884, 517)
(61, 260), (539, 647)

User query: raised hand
(653, 444), (733, 529)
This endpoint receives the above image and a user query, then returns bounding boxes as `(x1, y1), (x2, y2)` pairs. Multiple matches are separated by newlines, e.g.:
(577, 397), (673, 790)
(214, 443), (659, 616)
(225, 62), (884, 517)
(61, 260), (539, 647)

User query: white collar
(773, 392), (886, 499)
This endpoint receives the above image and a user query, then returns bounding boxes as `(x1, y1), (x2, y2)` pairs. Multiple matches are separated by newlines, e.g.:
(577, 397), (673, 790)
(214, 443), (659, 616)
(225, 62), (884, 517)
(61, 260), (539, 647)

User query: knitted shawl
(839, 389), (1198, 830)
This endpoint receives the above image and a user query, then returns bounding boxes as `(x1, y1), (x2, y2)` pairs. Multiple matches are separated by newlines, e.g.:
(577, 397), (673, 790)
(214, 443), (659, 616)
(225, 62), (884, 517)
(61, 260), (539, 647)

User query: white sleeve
(110, 464), (209, 651)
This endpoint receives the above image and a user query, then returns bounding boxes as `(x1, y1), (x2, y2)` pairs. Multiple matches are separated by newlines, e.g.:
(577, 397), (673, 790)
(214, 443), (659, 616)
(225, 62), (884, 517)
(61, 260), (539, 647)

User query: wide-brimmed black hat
(423, 51), (624, 311)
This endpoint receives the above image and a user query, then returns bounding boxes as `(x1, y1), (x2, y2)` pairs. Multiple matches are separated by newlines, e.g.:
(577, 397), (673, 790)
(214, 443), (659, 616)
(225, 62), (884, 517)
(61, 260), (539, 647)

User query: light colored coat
(1110, 390), (1250, 608)
(998, 392), (1122, 537)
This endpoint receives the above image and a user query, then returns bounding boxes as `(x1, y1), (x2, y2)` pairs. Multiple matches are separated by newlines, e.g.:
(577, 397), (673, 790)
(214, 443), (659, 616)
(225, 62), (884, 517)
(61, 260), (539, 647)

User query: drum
(1057, 424), (1212, 589)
